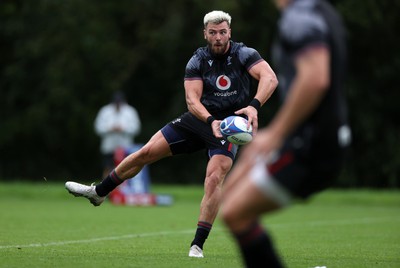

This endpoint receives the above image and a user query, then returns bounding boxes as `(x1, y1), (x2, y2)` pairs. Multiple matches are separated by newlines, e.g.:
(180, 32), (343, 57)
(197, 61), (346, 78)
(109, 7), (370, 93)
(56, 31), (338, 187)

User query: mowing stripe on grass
(0, 216), (396, 250)
(270, 216), (398, 229)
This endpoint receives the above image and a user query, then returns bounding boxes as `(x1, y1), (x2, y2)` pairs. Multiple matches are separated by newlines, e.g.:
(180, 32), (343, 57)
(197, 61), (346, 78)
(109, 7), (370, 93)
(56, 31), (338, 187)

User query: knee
(135, 134), (171, 164)
(206, 159), (232, 186)
(135, 144), (158, 164)
(222, 202), (256, 233)
(205, 173), (221, 189)
(137, 146), (151, 161)
(219, 159), (233, 175)
(221, 203), (239, 230)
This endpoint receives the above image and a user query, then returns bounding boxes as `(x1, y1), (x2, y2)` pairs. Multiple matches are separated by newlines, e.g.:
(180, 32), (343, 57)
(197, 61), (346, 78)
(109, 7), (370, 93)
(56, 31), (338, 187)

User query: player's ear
(203, 29), (207, 39)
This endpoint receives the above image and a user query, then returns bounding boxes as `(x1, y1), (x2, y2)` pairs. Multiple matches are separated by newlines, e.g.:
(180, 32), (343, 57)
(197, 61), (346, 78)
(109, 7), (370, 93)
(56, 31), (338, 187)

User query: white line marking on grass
(0, 216), (397, 250)
(0, 229), (194, 250)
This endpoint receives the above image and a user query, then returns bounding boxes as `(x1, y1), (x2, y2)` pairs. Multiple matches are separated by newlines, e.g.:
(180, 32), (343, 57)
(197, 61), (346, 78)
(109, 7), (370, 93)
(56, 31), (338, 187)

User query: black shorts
(267, 135), (346, 199)
(161, 112), (238, 160)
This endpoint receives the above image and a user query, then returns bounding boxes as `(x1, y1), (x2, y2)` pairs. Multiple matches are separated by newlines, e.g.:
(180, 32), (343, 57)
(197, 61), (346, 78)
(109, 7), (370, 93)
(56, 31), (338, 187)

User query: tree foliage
(1, 0), (399, 187)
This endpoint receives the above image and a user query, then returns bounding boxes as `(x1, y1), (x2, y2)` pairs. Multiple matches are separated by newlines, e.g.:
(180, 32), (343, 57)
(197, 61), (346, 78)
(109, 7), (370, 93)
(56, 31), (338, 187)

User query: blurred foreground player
(221, 0), (351, 267)
(65, 10), (278, 258)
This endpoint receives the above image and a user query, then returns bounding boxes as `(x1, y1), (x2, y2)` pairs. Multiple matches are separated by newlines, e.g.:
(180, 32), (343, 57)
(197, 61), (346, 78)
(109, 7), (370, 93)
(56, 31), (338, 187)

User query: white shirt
(94, 103), (141, 154)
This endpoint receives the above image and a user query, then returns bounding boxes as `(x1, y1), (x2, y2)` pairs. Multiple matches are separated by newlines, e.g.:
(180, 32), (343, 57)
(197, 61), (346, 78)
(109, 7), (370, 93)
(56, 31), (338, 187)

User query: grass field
(0, 181), (399, 268)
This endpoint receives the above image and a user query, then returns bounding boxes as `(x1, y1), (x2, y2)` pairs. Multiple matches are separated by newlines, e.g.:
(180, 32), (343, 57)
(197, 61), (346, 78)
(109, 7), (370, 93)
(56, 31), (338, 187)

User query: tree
(1, 0), (399, 187)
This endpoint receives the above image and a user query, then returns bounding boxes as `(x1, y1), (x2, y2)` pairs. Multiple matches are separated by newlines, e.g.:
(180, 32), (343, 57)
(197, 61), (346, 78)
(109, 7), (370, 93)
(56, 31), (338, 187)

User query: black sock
(234, 222), (284, 268)
(190, 221), (212, 249)
(95, 169), (124, 197)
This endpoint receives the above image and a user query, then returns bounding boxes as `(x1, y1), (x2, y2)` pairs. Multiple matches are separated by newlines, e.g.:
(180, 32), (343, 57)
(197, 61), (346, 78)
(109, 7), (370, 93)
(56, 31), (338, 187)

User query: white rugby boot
(188, 245), (204, 258)
(65, 181), (105, 206)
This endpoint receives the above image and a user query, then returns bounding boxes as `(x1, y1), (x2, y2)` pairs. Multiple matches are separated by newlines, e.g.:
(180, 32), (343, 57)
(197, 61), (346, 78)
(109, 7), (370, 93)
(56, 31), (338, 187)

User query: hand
(237, 127), (283, 167)
(210, 120), (223, 138)
(234, 106), (259, 135)
(223, 127), (281, 193)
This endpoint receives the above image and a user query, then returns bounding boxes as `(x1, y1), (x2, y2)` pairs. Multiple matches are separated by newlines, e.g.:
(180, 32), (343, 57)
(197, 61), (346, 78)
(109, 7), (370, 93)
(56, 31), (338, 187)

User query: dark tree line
(1, 0), (399, 187)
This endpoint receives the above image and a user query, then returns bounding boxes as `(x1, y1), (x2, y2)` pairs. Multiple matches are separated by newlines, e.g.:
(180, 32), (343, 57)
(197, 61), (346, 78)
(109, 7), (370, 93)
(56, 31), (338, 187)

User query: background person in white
(94, 91), (141, 178)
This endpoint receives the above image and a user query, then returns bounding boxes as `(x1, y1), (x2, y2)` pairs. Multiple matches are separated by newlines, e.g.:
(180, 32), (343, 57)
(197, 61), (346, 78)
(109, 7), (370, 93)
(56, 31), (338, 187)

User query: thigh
(123, 130), (172, 168)
(161, 123), (204, 154)
(223, 172), (279, 231)
(161, 112), (239, 160)
(143, 130), (173, 158)
(115, 131), (172, 179)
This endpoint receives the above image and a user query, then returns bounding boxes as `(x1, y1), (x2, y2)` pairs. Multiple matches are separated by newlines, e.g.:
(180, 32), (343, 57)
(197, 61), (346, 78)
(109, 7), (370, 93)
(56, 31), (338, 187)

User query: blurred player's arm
(225, 46), (330, 193)
(268, 45), (330, 141)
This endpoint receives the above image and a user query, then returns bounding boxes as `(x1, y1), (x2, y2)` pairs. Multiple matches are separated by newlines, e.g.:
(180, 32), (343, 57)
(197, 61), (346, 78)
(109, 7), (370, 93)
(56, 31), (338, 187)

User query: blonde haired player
(65, 10), (277, 258)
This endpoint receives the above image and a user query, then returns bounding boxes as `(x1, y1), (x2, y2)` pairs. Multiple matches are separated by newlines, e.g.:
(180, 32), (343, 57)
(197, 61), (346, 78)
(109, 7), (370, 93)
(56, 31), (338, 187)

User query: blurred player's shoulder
(280, 0), (328, 43)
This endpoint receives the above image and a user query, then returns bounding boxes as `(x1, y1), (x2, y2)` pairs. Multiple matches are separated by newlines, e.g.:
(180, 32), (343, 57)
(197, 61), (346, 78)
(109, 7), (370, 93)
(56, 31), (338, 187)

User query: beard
(208, 41), (229, 56)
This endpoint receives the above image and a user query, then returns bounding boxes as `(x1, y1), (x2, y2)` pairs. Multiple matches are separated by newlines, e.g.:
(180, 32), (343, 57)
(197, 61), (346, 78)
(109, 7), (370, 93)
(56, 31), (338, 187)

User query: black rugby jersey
(184, 41), (264, 119)
(272, 0), (348, 140)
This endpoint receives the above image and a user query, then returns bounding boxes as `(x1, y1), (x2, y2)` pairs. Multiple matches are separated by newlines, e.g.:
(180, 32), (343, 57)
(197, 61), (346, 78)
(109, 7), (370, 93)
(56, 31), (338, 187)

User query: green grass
(0, 182), (399, 268)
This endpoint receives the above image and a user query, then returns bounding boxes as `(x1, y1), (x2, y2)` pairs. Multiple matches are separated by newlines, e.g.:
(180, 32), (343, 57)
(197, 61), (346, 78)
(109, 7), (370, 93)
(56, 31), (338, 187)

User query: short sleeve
(184, 54), (202, 80)
(238, 46), (264, 71)
(279, 7), (329, 52)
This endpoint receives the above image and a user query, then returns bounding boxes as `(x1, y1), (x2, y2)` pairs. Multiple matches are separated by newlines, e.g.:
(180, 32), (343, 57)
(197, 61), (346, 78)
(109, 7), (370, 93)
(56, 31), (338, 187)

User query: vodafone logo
(216, 75), (231, 91)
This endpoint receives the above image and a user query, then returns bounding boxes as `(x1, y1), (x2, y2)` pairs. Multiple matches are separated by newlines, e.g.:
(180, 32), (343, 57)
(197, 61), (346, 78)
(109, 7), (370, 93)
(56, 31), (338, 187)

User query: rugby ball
(220, 116), (253, 145)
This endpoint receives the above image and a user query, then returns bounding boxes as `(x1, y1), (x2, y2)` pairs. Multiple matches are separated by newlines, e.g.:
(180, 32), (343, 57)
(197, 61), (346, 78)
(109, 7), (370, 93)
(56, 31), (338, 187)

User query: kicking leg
(65, 130), (172, 205)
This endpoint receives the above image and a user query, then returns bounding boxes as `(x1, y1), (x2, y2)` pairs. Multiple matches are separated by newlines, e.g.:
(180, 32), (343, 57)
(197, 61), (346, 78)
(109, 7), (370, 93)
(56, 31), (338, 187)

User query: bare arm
(185, 79), (223, 138)
(235, 60), (278, 133)
(249, 60), (278, 107)
(185, 79), (208, 121)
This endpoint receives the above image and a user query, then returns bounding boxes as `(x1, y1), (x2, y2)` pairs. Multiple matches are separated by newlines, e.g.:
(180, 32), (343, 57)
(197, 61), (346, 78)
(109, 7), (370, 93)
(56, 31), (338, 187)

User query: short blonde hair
(203, 10), (231, 27)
